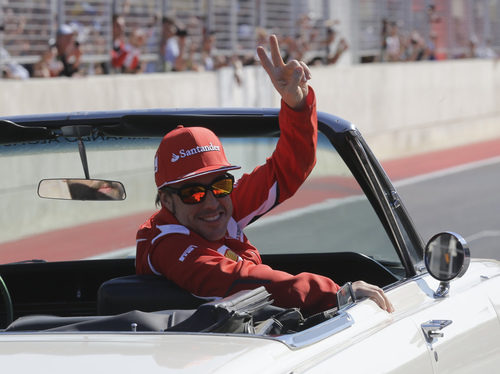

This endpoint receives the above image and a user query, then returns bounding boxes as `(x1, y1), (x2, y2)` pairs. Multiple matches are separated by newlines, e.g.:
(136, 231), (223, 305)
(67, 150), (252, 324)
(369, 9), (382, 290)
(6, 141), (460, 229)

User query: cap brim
(157, 165), (241, 189)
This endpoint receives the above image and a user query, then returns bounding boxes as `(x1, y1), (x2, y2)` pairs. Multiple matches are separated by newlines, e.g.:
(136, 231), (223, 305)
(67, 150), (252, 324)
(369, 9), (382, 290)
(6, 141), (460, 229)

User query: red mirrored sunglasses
(164, 174), (235, 204)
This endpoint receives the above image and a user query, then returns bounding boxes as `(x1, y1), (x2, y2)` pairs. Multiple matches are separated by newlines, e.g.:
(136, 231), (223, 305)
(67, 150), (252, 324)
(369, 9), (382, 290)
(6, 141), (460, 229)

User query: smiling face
(160, 171), (233, 241)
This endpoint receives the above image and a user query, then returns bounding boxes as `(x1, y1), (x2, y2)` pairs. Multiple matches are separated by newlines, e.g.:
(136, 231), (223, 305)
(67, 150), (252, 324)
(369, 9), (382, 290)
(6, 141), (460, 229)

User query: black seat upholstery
(97, 274), (206, 315)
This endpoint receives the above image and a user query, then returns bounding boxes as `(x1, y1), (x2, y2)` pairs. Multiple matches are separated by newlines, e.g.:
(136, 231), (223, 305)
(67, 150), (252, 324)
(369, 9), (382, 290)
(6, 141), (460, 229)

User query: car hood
(0, 333), (291, 373)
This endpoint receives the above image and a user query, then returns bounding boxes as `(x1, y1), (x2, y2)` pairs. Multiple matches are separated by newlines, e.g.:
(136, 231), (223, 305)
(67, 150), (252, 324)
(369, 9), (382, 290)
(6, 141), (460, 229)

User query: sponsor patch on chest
(179, 245), (197, 262)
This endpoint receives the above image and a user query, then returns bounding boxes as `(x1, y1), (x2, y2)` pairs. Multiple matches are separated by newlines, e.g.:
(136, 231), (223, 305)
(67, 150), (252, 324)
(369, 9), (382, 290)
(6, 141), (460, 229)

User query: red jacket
(136, 88), (340, 315)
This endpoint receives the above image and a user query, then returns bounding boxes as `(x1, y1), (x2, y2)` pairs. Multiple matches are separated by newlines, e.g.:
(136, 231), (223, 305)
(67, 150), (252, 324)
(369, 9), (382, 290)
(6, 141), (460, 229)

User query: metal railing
(1, 0), (499, 78)
(0, 0), (333, 74)
(353, 0), (500, 61)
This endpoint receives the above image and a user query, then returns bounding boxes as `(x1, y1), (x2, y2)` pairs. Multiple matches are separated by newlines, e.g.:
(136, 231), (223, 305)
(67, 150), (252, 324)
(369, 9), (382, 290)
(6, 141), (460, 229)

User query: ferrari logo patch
(224, 249), (240, 262)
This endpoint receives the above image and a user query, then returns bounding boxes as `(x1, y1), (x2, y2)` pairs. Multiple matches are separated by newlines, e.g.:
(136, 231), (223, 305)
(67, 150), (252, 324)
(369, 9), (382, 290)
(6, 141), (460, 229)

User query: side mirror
(424, 232), (470, 298)
(38, 179), (126, 201)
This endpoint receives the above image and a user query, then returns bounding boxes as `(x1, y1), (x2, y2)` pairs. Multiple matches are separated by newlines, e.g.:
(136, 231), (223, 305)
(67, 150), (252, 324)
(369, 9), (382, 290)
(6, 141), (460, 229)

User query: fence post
(57, 0), (65, 28)
(207, 0), (214, 32)
(230, 0), (237, 53)
(0, 4), (3, 73)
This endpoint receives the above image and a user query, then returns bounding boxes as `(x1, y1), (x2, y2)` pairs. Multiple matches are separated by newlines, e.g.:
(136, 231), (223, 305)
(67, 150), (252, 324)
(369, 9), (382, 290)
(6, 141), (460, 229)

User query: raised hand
(257, 34), (312, 110)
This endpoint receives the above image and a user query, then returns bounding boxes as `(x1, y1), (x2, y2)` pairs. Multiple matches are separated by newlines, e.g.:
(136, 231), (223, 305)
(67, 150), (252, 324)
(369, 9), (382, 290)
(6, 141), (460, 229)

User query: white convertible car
(0, 108), (499, 373)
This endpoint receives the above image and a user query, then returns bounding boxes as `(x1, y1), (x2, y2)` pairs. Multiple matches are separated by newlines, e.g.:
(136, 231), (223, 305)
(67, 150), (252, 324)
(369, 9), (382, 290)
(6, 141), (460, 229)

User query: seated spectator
(282, 34), (307, 63)
(172, 28), (199, 72)
(200, 31), (227, 71)
(379, 19), (389, 62)
(239, 27), (269, 66)
(121, 28), (147, 74)
(324, 27), (349, 64)
(33, 44), (62, 78)
(162, 17), (179, 72)
(425, 32), (438, 60)
(144, 14), (161, 73)
(0, 47), (29, 79)
(111, 14), (127, 71)
(55, 24), (82, 77)
(230, 54), (243, 86)
(385, 22), (401, 62)
(465, 36), (479, 59)
(426, 4), (441, 24)
(477, 38), (498, 60)
(407, 31), (426, 61)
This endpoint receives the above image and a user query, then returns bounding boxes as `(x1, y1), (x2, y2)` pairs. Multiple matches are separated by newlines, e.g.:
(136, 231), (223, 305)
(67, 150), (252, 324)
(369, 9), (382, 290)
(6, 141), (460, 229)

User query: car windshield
(0, 132), (400, 268)
(236, 135), (398, 264)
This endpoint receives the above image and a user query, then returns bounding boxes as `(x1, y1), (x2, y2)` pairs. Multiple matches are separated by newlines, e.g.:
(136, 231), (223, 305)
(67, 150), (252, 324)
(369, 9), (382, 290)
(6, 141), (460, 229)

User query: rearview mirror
(38, 179), (126, 201)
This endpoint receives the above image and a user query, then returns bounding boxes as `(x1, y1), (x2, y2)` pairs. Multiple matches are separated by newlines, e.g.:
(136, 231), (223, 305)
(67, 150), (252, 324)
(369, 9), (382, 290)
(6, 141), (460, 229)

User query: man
(55, 24), (81, 77)
(325, 27), (349, 64)
(111, 14), (127, 71)
(136, 35), (393, 316)
(161, 17), (179, 72)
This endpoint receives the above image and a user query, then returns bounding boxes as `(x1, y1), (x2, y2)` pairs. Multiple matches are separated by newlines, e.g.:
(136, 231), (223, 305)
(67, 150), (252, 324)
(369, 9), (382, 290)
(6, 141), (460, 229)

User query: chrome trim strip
(275, 311), (354, 349)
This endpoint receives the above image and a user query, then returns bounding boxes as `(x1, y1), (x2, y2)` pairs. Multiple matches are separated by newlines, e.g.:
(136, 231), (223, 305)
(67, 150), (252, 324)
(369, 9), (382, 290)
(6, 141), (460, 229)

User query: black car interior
(0, 252), (400, 330)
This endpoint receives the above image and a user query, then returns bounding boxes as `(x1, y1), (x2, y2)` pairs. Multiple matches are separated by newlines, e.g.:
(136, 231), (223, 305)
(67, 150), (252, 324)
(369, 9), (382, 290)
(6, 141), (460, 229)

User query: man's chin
(198, 225), (227, 242)
(202, 231), (226, 242)
(196, 216), (229, 241)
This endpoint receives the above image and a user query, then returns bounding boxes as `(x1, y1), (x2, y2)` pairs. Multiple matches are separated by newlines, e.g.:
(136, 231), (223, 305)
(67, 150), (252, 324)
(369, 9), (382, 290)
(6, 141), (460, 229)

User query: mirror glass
(424, 232), (470, 281)
(38, 179), (126, 201)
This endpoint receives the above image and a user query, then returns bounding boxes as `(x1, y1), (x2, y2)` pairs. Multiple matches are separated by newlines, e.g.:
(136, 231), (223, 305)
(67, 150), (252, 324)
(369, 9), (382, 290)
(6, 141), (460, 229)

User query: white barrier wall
(1, 60), (499, 245)
(1, 59), (499, 159)
(310, 60), (500, 158)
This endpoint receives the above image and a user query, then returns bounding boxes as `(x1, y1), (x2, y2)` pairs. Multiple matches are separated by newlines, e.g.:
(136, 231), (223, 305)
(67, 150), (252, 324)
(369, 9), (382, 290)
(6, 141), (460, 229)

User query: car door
(412, 269), (500, 373)
(299, 262), (500, 374)
(299, 280), (435, 374)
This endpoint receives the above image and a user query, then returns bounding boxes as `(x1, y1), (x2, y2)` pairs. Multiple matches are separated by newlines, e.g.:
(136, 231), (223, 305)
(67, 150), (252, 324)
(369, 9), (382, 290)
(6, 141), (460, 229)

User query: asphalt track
(1, 138), (499, 263)
(384, 138), (500, 261)
(396, 157), (500, 260)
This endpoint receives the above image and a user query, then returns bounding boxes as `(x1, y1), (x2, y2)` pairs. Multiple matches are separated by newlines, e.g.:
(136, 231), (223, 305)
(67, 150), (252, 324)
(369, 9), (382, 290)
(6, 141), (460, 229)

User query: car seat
(97, 274), (206, 315)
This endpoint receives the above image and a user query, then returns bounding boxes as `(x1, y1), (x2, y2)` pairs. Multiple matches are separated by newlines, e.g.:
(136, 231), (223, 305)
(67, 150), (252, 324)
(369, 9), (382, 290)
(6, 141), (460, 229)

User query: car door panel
(413, 274), (500, 373)
(301, 281), (434, 373)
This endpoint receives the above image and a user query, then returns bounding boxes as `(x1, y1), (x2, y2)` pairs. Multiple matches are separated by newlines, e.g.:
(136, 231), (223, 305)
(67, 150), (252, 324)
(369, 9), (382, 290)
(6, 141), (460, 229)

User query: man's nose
(202, 190), (219, 207)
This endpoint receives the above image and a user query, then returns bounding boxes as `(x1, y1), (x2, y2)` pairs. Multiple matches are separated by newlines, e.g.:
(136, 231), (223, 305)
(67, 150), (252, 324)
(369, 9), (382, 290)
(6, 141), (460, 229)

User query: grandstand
(1, 0), (499, 77)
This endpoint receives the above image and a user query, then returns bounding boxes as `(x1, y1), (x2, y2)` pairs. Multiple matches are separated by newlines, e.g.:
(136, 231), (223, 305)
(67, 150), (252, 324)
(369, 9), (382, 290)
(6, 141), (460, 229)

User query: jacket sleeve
(150, 235), (340, 316)
(231, 87), (317, 228)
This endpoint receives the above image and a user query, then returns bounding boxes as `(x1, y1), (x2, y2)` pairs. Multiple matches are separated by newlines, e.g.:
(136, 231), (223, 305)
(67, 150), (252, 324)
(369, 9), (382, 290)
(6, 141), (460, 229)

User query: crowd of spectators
(108, 13), (350, 76)
(1, 9), (350, 80)
(1, 4), (497, 80)
(378, 19), (498, 63)
(377, 4), (498, 63)
(379, 21), (437, 62)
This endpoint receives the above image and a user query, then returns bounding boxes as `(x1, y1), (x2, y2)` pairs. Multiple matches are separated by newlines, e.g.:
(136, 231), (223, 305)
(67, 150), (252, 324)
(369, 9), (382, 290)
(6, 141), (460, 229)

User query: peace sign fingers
(269, 34), (285, 67)
(257, 34), (309, 110)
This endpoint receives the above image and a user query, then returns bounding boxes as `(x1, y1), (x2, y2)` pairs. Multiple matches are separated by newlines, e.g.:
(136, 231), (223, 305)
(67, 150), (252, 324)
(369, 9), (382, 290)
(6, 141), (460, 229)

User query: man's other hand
(352, 280), (395, 313)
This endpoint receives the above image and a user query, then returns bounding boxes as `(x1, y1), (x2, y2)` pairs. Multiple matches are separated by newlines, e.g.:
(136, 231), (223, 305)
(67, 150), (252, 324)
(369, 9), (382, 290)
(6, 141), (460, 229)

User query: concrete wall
(311, 59), (500, 159)
(1, 60), (499, 245)
(1, 59), (499, 159)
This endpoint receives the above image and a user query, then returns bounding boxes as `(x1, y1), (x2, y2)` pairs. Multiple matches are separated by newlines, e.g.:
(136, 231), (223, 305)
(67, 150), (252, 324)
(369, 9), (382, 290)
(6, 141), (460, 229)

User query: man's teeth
(202, 213), (220, 222)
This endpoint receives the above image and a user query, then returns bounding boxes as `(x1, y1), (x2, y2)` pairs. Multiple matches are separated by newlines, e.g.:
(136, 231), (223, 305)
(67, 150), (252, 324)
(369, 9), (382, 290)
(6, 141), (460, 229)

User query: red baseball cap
(155, 125), (240, 188)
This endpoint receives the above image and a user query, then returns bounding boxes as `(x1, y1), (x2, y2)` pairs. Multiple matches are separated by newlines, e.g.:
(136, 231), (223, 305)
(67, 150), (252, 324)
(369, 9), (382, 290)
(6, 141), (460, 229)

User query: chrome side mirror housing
(424, 232), (470, 298)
